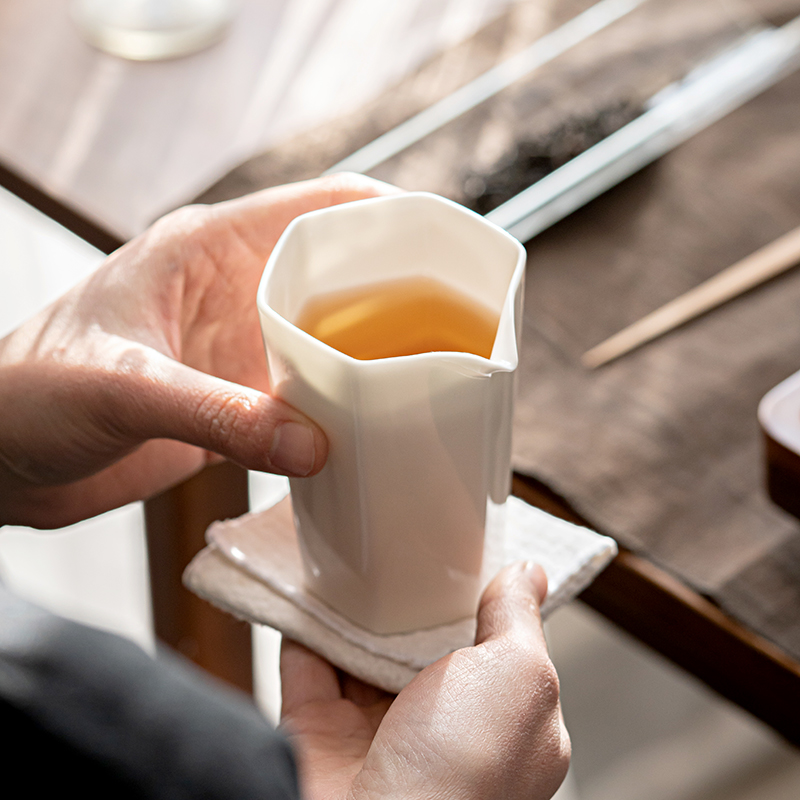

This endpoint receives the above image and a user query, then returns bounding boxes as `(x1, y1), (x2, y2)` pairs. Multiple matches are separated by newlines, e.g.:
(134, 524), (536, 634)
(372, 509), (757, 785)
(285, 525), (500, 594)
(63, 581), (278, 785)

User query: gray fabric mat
(194, 0), (800, 661)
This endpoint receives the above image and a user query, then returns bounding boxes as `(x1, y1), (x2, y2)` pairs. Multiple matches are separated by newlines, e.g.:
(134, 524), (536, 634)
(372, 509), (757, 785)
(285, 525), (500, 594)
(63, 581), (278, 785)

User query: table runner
(194, 0), (800, 660)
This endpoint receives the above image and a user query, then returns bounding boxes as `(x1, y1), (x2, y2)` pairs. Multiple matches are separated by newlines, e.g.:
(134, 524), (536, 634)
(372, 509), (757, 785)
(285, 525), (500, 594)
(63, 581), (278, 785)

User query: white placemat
(185, 494), (617, 693)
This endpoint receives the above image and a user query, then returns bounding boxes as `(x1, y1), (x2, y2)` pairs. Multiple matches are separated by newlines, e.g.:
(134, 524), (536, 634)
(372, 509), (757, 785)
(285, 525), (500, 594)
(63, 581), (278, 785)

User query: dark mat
(195, 0), (800, 661)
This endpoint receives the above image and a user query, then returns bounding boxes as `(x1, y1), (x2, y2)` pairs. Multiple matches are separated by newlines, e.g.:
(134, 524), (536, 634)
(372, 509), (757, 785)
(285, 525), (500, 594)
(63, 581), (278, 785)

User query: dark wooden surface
(0, 0), (514, 239)
(0, 160), (123, 254)
(144, 462), (253, 694)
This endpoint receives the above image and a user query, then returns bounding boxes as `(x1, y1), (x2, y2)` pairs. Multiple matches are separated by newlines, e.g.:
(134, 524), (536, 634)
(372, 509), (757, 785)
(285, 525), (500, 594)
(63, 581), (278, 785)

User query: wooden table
(2, 0), (799, 745)
(0, 0), (513, 241)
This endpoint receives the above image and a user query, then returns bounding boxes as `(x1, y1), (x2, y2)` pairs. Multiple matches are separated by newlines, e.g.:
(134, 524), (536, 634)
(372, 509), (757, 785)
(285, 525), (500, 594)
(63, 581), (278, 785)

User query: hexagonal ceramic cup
(257, 193), (526, 634)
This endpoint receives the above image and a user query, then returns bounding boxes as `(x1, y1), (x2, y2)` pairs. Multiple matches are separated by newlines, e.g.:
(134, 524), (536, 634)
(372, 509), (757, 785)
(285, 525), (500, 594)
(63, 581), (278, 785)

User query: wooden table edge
(513, 472), (800, 748)
(0, 158), (124, 254)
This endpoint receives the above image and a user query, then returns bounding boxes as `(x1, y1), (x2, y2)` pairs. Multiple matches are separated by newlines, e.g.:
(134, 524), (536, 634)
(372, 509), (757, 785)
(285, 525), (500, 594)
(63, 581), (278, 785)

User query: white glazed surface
(257, 193), (526, 634)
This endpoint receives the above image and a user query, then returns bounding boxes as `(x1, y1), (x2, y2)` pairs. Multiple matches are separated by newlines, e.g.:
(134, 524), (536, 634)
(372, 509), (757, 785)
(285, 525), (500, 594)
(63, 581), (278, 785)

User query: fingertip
(522, 561), (548, 606)
(309, 421), (329, 474)
(218, 390), (327, 477)
(268, 419), (326, 477)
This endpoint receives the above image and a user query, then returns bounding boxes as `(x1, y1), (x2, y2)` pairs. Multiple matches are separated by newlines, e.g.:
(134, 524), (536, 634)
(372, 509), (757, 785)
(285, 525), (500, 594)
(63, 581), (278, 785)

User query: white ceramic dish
(759, 369), (800, 455)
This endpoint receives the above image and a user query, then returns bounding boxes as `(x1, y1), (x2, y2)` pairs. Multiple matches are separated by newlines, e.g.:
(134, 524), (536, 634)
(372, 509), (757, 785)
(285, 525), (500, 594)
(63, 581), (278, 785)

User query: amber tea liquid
(294, 276), (499, 360)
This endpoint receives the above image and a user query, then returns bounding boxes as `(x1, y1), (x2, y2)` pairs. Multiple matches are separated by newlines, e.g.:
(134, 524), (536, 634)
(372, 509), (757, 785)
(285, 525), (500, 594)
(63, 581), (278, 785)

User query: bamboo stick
(582, 224), (800, 368)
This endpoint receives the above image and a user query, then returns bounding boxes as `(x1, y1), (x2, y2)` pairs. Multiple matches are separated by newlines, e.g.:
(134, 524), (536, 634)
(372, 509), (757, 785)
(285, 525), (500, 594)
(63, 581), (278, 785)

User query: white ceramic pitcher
(257, 193), (526, 634)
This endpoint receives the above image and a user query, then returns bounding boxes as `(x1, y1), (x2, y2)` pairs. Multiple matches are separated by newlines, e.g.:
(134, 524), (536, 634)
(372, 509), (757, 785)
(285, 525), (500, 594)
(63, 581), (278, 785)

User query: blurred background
(1, 1), (800, 796)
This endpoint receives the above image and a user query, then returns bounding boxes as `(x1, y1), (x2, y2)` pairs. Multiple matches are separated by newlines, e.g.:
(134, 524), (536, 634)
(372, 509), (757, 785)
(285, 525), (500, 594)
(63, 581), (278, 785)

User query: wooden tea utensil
(582, 224), (800, 368)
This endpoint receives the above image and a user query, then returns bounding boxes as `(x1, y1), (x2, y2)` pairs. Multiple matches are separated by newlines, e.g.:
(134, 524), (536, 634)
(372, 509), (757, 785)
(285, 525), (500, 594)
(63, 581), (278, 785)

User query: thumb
(474, 562), (548, 648)
(115, 350), (327, 477)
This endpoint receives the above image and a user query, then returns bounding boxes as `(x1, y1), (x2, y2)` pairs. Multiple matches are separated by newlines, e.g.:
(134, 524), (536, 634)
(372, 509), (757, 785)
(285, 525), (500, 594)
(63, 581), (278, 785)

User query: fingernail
(269, 422), (316, 476)
(523, 561), (548, 605)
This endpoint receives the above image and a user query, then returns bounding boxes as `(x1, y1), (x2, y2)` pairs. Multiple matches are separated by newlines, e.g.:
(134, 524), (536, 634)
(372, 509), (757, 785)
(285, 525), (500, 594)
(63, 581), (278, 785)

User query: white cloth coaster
(184, 494), (617, 693)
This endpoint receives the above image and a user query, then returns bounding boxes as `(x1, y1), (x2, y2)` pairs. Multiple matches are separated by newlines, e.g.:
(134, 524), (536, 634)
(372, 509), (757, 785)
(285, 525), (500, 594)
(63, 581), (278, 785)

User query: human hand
(279, 562), (570, 800)
(0, 174), (396, 528)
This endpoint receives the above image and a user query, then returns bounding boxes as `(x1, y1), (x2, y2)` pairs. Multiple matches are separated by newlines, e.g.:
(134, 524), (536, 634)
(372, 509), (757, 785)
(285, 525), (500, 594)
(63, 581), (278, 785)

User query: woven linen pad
(184, 494), (616, 693)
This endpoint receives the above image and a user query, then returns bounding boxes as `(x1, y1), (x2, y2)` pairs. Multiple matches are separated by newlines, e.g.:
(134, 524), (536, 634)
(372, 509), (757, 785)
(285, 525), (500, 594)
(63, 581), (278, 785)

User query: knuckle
(194, 389), (253, 452)
(506, 645), (561, 710)
(147, 205), (214, 260)
(535, 657), (562, 709)
(156, 204), (210, 236)
(483, 636), (561, 707)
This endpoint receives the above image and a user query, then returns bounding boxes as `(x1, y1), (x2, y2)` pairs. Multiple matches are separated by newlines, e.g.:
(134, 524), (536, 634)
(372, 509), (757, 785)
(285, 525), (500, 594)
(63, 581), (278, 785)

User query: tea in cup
(257, 193), (525, 634)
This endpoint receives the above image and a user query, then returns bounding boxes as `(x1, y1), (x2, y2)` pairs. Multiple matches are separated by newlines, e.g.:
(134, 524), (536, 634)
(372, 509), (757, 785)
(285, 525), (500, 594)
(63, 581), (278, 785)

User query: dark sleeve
(0, 582), (300, 799)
